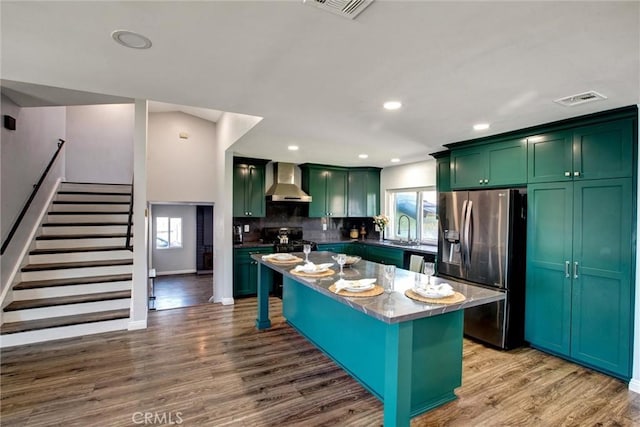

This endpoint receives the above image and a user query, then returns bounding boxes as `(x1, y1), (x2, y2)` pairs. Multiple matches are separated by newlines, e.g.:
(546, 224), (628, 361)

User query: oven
(262, 227), (317, 298)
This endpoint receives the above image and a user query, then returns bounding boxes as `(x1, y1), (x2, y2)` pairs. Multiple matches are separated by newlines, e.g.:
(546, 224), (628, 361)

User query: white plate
(345, 283), (375, 292)
(272, 253), (296, 261)
(413, 286), (454, 299)
(296, 263), (333, 274)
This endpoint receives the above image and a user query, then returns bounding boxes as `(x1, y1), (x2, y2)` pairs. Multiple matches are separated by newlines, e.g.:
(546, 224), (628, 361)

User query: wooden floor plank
(1, 297), (639, 426)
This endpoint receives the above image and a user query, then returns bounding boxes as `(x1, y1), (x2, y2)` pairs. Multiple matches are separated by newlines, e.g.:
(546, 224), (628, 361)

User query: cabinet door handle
(573, 261), (579, 279)
(564, 172), (571, 177)
(483, 179), (489, 184)
(565, 261), (570, 278)
(478, 179), (484, 184)
(573, 171), (580, 177)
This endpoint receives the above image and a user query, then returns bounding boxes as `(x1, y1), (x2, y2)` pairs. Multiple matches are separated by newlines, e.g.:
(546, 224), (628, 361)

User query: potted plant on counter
(372, 214), (390, 242)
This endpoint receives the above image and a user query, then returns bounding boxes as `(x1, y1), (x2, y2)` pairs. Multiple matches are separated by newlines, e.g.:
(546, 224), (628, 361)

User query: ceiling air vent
(305, 0), (374, 20)
(554, 91), (607, 107)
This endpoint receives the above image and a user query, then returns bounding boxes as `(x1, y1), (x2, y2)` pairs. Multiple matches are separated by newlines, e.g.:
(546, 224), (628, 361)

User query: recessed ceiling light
(358, 154), (369, 159)
(287, 145), (299, 151)
(111, 30), (152, 49)
(473, 123), (490, 131)
(390, 158), (400, 163)
(383, 101), (402, 110)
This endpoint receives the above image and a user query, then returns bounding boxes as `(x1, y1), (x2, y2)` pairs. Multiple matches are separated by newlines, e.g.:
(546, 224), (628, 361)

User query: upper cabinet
(432, 151), (451, 193)
(528, 118), (634, 184)
(347, 168), (381, 217)
(233, 157), (269, 218)
(300, 164), (348, 217)
(450, 138), (527, 189)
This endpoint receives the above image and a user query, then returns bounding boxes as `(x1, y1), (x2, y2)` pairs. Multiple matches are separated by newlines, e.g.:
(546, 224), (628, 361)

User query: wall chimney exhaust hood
(265, 162), (312, 202)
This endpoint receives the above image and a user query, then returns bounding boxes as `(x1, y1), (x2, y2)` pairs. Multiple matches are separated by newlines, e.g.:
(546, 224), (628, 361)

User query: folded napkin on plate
(334, 278), (376, 293)
(414, 282), (454, 298)
(262, 253), (296, 261)
(293, 262), (333, 273)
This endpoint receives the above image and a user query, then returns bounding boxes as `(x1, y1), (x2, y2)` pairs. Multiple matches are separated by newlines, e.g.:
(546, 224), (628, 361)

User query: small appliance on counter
(233, 225), (243, 244)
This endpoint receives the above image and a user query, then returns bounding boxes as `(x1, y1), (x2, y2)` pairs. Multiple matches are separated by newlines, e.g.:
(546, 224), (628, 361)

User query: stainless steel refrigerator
(438, 189), (526, 349)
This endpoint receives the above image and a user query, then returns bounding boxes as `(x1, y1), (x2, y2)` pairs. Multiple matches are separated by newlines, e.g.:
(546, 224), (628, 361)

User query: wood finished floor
(2, 297), (640, 426)
(153, 273), (213, 310)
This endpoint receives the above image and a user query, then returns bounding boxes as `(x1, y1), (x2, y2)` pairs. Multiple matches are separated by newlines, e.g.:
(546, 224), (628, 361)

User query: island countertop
(252, 251), (504, 324)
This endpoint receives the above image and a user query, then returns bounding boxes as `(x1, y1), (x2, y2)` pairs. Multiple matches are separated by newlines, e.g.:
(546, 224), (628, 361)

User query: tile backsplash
(235, 202), (378, 243)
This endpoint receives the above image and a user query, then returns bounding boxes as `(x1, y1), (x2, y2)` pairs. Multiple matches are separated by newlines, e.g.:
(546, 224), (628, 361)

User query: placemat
(328, 284), (384, 297)
(290, 268), (336, 278)
(265, 256), (304, 265)
(404, 289), (466, 305)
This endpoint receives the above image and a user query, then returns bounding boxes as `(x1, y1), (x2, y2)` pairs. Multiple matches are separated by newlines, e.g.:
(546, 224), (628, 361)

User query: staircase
(0, 182), (134, 348)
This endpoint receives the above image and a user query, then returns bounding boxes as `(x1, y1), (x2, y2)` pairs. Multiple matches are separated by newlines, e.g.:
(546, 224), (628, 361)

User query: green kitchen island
(253, 251), (504, 427)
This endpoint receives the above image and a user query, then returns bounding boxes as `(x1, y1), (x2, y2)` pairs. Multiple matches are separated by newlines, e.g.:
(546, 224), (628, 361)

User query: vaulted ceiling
(2, 1), (638, 167)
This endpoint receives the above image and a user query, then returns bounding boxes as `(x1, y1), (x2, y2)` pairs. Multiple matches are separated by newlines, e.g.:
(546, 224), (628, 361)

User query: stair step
(36, 233), (129, 240)
(13, 273), (132, 290)
(43, 222), (130, 227)
(0, 309), (130, 335)
(30, 246), (129, 255)
(57, 190), (131, 196)
(53, 200), (129, 205)
(21, 259), (133, 272)
(48, 211), (130, 215)
(40, 224), (130, 236)
(4, 290), (131, 312)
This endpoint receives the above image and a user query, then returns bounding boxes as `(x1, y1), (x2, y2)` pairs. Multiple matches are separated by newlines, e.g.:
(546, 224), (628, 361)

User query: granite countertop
(253, 251), (504, 324)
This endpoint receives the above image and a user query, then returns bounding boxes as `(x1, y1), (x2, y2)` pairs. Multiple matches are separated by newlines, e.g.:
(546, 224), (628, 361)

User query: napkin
(414, 282), (454, 298)
(293, 262), (333, 273)
(334, 278), (376, 293)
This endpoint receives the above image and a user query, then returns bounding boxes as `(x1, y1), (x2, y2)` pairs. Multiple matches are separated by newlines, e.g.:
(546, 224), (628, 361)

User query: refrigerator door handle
(464, 200), (473, 269)
(460, 199), (468, 266)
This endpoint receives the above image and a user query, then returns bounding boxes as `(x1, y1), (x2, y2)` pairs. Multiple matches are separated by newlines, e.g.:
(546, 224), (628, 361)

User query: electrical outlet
(322, 223), (327, 231)
(244, 224), (250, 232)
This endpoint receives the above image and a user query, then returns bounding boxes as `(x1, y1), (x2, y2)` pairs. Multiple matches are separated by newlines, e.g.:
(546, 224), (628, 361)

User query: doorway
(149, 202), (214, 310)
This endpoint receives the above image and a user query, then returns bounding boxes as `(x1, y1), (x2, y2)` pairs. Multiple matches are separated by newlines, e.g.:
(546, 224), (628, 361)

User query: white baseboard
(221, 297), (234, 305)
(629, 378), (640, 394)
(156, 269), (197, 276)
(128, 319), (147, 330)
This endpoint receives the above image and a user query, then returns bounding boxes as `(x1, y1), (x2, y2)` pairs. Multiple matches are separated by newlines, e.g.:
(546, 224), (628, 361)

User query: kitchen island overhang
(253, 251), (504, 427)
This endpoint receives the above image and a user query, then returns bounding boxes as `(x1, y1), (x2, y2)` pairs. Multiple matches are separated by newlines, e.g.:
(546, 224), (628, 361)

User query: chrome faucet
(398, 214), (411, 242)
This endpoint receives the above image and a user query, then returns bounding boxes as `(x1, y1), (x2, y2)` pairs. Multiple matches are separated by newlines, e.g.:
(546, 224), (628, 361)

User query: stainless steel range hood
(265, 162), (312, 202)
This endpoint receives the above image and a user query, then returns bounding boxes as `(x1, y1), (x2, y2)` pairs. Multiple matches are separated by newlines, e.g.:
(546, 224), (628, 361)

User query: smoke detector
(554, 91), (607, 107)
(304, 0), (374, 20)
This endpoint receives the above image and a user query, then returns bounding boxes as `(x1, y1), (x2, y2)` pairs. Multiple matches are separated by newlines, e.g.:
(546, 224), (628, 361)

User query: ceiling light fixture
(111, 30), (152, 49)
(287, 145), (299, 151)
(390, 158), (400, 163)
(473, 123), (490, 131)
(383, 101), (402, 110)
(358, 154), (369, 159)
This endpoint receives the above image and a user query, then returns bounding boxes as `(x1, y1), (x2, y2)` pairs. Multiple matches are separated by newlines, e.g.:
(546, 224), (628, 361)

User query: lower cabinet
(233, 247), (272, 298)
(316, 243), (349, 253)
(525, 178), (633, 379)
(365, 245), (404, 268)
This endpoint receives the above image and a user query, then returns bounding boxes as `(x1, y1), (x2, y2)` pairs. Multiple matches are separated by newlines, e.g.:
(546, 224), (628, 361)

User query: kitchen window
(386, 188), (437, 245)
(156, 217), (182, 249)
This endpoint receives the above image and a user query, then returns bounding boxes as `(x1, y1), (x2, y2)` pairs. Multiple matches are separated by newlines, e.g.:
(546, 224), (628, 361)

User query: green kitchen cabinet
(435, 155), (451, 193)
(316, 243), (349, 254)
(527, 118), (633, 183)
(347, 168), (381, 217)
(365, 245), (404, 268)
(300, 165), (348, 217)
(233, 247), (273, 297)
(450, 138), (527, 189)
(526, 178), (633, 379)
(233, 158), (269, 218)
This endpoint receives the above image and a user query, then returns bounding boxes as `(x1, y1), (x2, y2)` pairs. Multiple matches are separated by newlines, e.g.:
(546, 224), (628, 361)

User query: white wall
(151, 204), (197, 275)
(1, 95), (66, 238)
(65, 104), (134, 184)
(214, 112), (263, 304)
(1, 95), (66, 296)
(147, 112), (217, 203)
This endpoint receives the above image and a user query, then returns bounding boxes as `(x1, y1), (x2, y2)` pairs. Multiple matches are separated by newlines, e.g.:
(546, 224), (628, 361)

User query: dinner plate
(344, 282), (375, 292)
(413, 286), (454, 299)
(272, 253), (297, 261)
